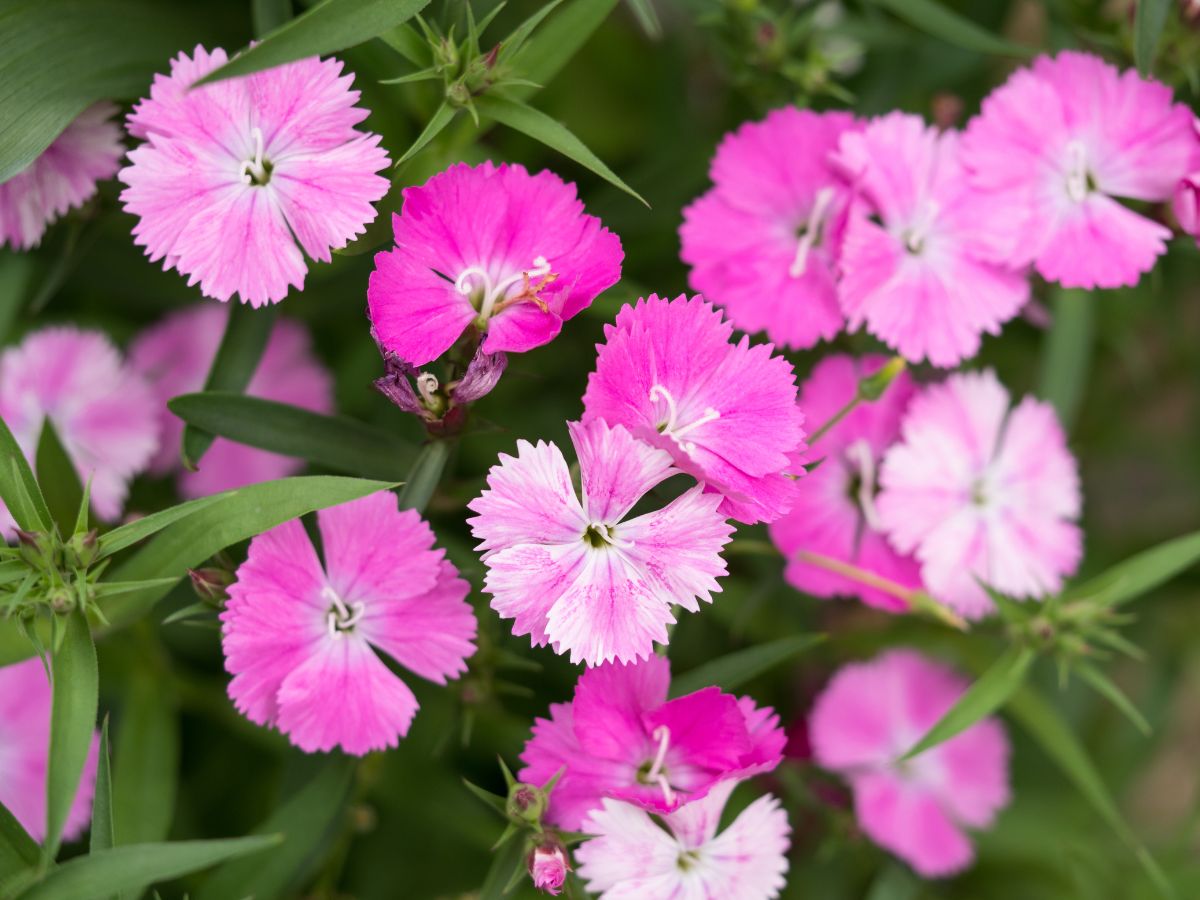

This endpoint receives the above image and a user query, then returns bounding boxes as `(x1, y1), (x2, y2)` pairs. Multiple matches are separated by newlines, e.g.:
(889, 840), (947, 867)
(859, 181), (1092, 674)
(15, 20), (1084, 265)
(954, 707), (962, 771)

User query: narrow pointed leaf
(252, 0), (292, 36)
(671, 635), (825, 698)
(0, 414), (51, 531)
(511, 0), (619, 95)
(378, 22), (428, 65)
(396, 101), (457, 167)
(90, 718), (114, 853)
(623, 0), (661, 38)
(1038, 288), (1094, 432)
(35, 420), (83, 536)
(1063, 530), (1200, 609)
(463, 779), (509, 818)
(501, 0), (563, 61)
(95, 495), (224, 559)
(0, 797), (39, 874)
(1134, 0), (1172, 74)
(379, 66), (441, 84)
(1074, 661), (1151, 735)
(113, 675), (179, 847)
(397, 440), (451, 513)
(479, 829), (526, 900)
(869, 0), (1033, 57)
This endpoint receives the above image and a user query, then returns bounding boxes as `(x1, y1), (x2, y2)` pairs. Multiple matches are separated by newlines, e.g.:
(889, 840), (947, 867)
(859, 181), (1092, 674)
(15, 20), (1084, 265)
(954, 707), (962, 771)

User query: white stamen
(240, 127), (268, 185)
(456, 255), (552, 321)
(844, 439), (882, 532)
(646, 726), (675, 805)
(416, 372), (440, 406)
(790, 187), (836, 278)
(1065, 140), (1089, 203)
(903, 200), (940, 254)
(649, 384), (720, 454)
(322, 585), (365, 639)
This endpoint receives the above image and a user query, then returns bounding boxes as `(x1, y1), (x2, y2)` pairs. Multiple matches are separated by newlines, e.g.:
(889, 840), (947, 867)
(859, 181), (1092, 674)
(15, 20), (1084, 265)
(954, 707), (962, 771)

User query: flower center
(649, 384), (719, 455)
(240, 127), (273, 186)
(1064, 140), (1096, 203)
(322, 585), (365, 638)
(902, 199), (939, 255)
(844, 438), (882, 531)
(456, 256), (555, 324)
(677, 849), (702, 872)
(584, 522), (615, 548)
(790, 187), (836, 278)
(635, 725), (676, 806)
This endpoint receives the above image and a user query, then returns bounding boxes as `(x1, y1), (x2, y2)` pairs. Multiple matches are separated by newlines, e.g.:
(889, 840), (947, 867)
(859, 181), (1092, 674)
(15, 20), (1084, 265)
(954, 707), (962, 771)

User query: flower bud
(506, 782), (548, 824)
(1173, 173), (1200, 236)
(857, 356), (907, 402)
(65, 530), (99, 569)
(527, 838), (570, 896)
(189, 567), (235, 603)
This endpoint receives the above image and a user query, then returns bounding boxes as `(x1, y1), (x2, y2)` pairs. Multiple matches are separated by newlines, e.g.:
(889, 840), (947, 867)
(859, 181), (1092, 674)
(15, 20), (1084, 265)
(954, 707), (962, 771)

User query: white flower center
(456, 255), (552, 321)
(902, 199), (940, 255)
(1064, 140), (1092, 203)
(649, 384), (720, 455)
(322, 585), (365, 638)
(789, 187), (836, 278)
(240, 127), (271, 186)
(844, 438), (882, 531)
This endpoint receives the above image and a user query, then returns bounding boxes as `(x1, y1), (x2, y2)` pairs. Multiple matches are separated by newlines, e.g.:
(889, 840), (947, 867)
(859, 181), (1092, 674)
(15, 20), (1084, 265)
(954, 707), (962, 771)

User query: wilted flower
(373, 345), (507, 432)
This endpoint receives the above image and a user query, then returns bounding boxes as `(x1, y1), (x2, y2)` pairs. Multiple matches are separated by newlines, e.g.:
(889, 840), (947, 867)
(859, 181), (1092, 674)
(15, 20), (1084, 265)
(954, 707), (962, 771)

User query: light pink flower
(1174, 172), (1200, 237)
(119, 46), (391, 306)
(529, 842), (571, 895)
(130, 305), (333, 497)
(961, 51), (1198, 289)
(467, 419), (733, 665)
(680, 108), (856, 349)
(222, 491), (475, 755)
(0, 104), (124, 250)
(834, 113), (1029, 367)
(877, 369), (1082, 619)
(0, 327), (159, 532)
(368, 162), (622, 367)
(519, 655), (785, 830)
(0, 659), (98, 842)
(576, 779), (791, 900)
(582, 295), (806, 525)
(768, 355), (920, 611)
(809, 650), (1010, 878)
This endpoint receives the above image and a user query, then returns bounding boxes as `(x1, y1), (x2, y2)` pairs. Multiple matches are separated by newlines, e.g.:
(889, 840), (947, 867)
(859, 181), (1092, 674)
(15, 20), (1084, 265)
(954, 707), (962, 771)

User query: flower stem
(808, 396), (859, 446)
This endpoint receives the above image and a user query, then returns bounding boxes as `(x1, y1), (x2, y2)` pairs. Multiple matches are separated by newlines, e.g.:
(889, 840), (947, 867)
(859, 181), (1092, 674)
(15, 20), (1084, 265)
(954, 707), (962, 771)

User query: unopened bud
(15, 529), (57, 569)
(446, 80), (472, 108)
(507, 782), (548, 824)
(47, 586), (75, 615)
(857, 356), (907, 402)
(65, 530), (99, 569)
(188, 567), (235, 603)
(527, 838), (570, 896)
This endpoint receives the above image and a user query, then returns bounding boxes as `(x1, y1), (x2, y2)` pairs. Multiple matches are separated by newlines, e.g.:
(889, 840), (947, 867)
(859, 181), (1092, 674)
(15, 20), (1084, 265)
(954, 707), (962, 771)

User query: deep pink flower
(768, 355), (920, 611)
(119, 46), (390, 306)
(130, 305), (333, 497)
(222, 491), (475, 754)
(0, 104), (124, 250)
(0, 327), (159, 532)
(576, 779), (791, 900)
(582, 295), (806, 525)
(834, 113), (1029, 367)
(877, 369), (1082, 619)
(680, 108), (856, 349)
(529, 842), (571, 895)
(0, 659), (98, 842)
(518, 655), (784, 830)
(961, 51), (1198, 289)
(810, 650), (1010, 877)
(368, 162), (623, 367)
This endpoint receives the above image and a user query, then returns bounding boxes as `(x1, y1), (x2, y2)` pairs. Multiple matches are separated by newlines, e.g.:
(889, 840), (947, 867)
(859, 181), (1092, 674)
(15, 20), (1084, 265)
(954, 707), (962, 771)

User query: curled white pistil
(322, 585), (365, 638)
(649, 384), (720, 455)
(790, 187), (836, 278)
(646, 725), (675, 806)
(1065, 140), (1089, 203)
(416, 372), (440, 406)
(845, 438), (882, 532)
(241, 127), (269, 185)
(457, 255), (552, 321)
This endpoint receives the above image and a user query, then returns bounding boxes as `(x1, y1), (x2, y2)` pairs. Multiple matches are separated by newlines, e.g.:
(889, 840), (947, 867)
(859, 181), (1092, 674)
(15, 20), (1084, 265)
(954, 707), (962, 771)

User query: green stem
(807, 396), (859, 446)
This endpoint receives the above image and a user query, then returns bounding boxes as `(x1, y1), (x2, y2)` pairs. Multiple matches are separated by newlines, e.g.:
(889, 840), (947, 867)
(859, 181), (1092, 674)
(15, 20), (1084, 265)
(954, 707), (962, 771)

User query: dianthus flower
(877, 370), (1082, 619)
(468, 419), (732, 665)
(0, 104), (124, 250)
(680, 108), (856, 349)
(582, 295), (806, 524)
(119, 46), (390, 306)
(130, 305), (333, 497)
(809, 650), (1010, 877)
(368, 162), (622, 367)
(222, 491), (475, 754)
(519, 655), (784, 829)
(962, 51), (1198, 289)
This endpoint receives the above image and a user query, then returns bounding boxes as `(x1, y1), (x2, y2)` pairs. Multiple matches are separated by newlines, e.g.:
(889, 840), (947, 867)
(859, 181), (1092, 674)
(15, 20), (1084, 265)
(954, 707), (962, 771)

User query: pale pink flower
(222, 491), (475, 754)
(0, 327), (159, 532)
(680, 108), (856, 349)
(519, 655), (785, 830)
(809, 650), (1010, 877)
(877, 369), (1082, 619)
(768, 355), (920, 611)
(834, 113), (1029, 367)
(576, 779), (791, 900)
(529, 842), (571, 895)
(582, 295), (806, 524)
(368, 162), (623, 367)
(0, 104), (124, 250)
(130, 305), (333, 497)
(961, 51), (1198, 289)
(0, 659), (98, 842)
(467, 419), (733, 665)
(119, 46), (390, 306)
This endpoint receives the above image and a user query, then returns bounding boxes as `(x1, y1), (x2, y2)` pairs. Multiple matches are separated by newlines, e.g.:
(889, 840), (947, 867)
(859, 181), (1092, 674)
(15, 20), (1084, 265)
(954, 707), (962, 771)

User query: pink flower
(582, 295), (806, 525)
(468, 419), (733, 665)
(0, 659), (98, 842)
(368, 162), (622, 367)
(809, 650), (1010, 877)
(768, 355), (920, 611)
(576, 779), (791, 900)
(221, 491), (475, 754)
(518, 655), (784, 830)
(961, 51), (1198, 289)
(877, 369), (1082, 619)
(0, 104), (124, 250)
(1174, 172), (1200, 236)
(529, 841), (571, 895)
(680, 108), (856, 350)
(119, 46), (390, 306)
(130, 305), (333, 497)
(834, 113), (1029, 367)
(0, 327), (159, 532)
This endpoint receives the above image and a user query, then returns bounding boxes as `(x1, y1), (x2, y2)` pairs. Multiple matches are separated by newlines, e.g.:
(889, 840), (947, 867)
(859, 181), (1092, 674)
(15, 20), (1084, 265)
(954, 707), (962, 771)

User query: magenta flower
(0, 327), (159, 532)
(119, 46), (391, 306)
(222, 491), (475, 754)
(680, 108), (856, 350)
(576, 779), (791, 900)
(1175, 172), (1200, 238)
(582, 295), (806, 525)
(0, 659), (98, 842)
(468, 419), (732, 665)
(810, 650), (1010, 877)
(768, 355), (920, 611)
(877, 370), (1082, 619)
(0, 104), (124, 250)
(834, 113), (1029, 367)
(518, 655), (784, 830)
(368, 162), (623, 367)
(961, 51), (1198, 289)
(131, 305), (333, 498)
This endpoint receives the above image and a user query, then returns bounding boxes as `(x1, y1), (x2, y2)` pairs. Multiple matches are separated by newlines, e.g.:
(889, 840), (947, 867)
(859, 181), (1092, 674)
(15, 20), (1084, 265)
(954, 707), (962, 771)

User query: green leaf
(90, 718), (114, 854)
(864, 862), (921, 900)
(479, 829), (526, 900)
(1134, 0), (1172, 75)
(1038, 289), (1094, 433)
(395, 101), (457, 167)
(463, 779), (508, 818)
(0, 251), (36, 345)
(511, 0), (619, 96)
(252, 0), (293, 36)
(168, 393), (415, 482)
(113, 676), (179, 847)
(499, 0), (563, 62)
(1063, 530), (1200, 609)
(196, 0), (432, 84)
(670, 634), (825, 698)
(623, 0), (661, 39)
(378, 23), (428, 65)
(869, 0), (1033, 57)
(397, 440), (450, 513)
(95, 495), (225, 560)
(901, 645), (1036, 760)
(1074, 660), (1151, 736)
(35, 419), (84, 536)
(0, 414), (51, 532)
(0, 797), (39, 877)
